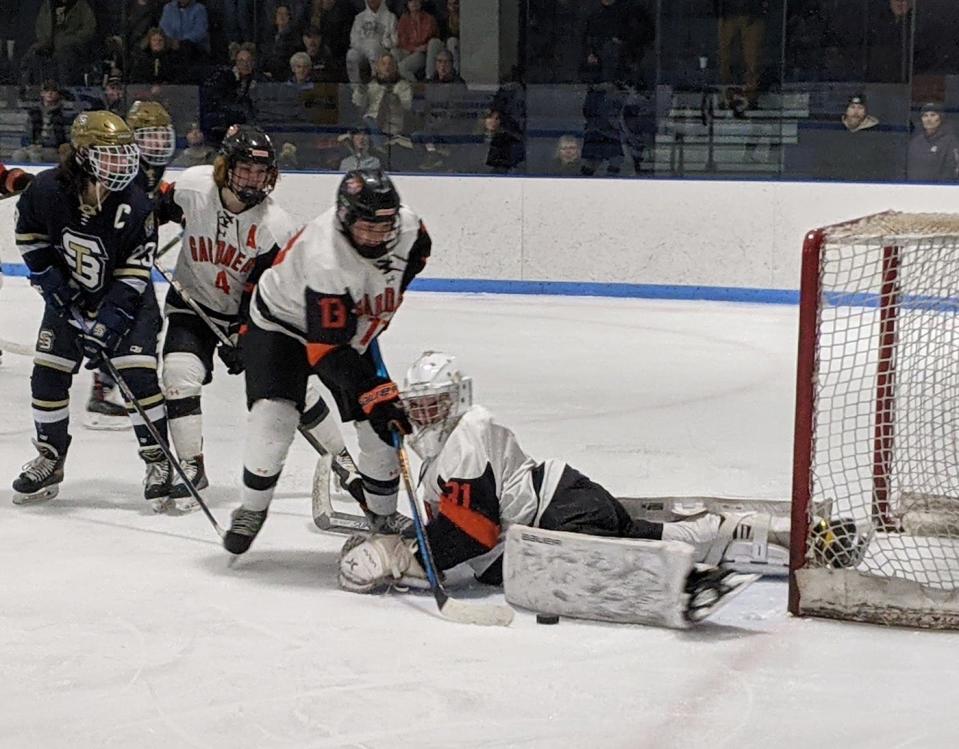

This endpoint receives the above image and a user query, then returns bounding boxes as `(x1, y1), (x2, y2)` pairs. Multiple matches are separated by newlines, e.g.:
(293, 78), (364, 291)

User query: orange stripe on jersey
(439, 500), (500, 550)
(158, 180), (174, 195)
(273, 226), (306, 267)
(306, 342), (337, 367)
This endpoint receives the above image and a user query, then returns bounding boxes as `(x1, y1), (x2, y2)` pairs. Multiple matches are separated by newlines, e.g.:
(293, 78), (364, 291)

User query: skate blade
(13, 485), (60, 505)
(149, 496), (174, 514)
(84, 414), (131, 431)
(173, 496), (201, 514)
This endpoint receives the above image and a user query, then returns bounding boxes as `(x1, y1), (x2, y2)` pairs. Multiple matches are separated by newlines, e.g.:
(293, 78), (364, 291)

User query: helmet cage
(134, 124), (176, 165)
(401, 354), (472, 460)
(342, 207), (400, 258)
(227, 155), (277, 207)
(82, 143), (141, 192)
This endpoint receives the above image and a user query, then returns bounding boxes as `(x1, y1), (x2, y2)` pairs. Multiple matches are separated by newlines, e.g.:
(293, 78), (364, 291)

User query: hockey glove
(358, 380), (412, 446)
(31, 266), (82, 315)
(216, 323), (246, 375)
(82, 305), (133, 369)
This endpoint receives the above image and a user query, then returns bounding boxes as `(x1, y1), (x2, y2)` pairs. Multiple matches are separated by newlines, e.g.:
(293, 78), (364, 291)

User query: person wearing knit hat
(908, 101), (959, 182)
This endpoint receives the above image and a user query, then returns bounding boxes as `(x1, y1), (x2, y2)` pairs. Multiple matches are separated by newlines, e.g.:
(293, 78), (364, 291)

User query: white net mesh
(793, 211), (959, 628)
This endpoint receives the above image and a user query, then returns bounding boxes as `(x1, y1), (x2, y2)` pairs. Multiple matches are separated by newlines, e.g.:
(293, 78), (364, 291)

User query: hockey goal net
(790, 211), (959, 628)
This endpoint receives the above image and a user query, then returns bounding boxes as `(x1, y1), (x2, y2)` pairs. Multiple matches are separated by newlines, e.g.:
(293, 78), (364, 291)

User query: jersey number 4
(215, 271), (231, 295)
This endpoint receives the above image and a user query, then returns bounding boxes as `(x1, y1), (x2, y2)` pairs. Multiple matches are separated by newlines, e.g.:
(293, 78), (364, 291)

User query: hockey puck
(536, 614), (560, 625)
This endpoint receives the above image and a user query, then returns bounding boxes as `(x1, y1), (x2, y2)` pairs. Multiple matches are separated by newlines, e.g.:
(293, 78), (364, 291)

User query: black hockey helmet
(217, 123), (278, 207)
(336, 169), (401, 259)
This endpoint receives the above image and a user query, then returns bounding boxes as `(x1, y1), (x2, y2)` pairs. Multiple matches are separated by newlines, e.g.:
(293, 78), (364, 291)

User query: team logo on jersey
(37, 329), (54, 352)
(143, 212), (155, 237)
(60, 229), (108, 291)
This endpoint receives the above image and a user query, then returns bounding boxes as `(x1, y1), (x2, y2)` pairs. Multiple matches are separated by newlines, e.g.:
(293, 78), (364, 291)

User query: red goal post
(790, 211), (959, 628)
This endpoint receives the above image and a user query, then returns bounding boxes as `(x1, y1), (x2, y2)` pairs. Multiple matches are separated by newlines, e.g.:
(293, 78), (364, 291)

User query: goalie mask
(216, 124), (278, 207)
(401, 351), (473, 460)
(126, 100), (175, 166)
(71, 111), (140, 192)
(336, 169), (401, 259)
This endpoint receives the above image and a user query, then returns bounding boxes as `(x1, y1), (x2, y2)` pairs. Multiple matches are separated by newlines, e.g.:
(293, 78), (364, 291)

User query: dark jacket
(815, 115), (903, 182)
(28, 102), (69, 148)
(907, 125), (959, 182)
(129, 47), (180, 83)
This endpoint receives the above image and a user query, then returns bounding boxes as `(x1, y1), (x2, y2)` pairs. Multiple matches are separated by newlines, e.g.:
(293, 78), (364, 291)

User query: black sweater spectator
(129, 27), (180, 83)
(582, 0), (655, 85)
(907, 103), (959, 182)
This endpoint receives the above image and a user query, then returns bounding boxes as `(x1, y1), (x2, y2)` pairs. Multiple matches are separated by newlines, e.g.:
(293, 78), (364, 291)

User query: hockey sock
(300, 389), (346, 455)
(31, 364), (72, 454)
(241, 398), (299, 511)
(355, 421), (399, 515)
(162, 352), (206, 458)
(120, 367), (168, 448)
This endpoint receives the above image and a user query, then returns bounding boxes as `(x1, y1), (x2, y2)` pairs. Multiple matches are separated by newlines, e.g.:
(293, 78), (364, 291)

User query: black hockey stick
(152, 259), (366, 529)
(394, 436), (514, 627)
(69, 308), (225, 538)
(154, 230), (183, 261)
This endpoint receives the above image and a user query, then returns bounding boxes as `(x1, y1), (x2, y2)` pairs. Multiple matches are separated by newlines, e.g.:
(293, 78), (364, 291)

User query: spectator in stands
(126, 1), (164, 56)
(865, 0), (912, 83)
(814, 94), (897, 181)
(262, 4), (303, 80)
(259, 0), (309, 41)
(302, 25), (345, 81)
(129, 26), (180, 83)
(580, 81), (625, 176)
(480, 107), (523, 174)
(201, 42), (261, 142)
(288, 50), (316, 85)
(338, 126), (382, 170)
(159, 0), (210, 77)
(308, 0), (355, 63)
(416, 47), (468, 169)
(428, 0), (459, 78)
(172, 121), (217, 166)
(716, 0), (768, 111)
(394, 0), (439, 82)
(12, 79), (69, 162)
(278, 140), (299, 167)
(22, 0), (97, 85)
(907, 102), (959, 182)
(582, 0), (655, 86)
(99, 74), (127, 115)
(346, 0), (398, 84)
(550, 134), (584, 176)
(351, 51), (413, 157)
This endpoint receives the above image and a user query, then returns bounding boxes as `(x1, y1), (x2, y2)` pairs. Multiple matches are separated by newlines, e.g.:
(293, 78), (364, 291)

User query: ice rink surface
(2, 276), (958, 749)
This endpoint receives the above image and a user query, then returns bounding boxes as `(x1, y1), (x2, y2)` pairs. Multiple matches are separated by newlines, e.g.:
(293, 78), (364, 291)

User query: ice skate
(140, 446), (173, 513)
(224, 506), (268, 555)
(168, 455), (207, 512)
(12, 438), (68, 505)
(684, 567), (759, 623)
(331, 449), (365, 504)
(84, 373), (131, 431)
(363, 509), (413, 535)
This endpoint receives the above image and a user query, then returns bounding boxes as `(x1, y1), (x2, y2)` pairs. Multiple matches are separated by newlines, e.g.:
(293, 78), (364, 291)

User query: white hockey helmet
(401, 351), (472, 460)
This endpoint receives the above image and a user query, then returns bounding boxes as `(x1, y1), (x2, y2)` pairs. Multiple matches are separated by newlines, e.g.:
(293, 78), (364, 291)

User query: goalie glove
(338, 533), (428, 593)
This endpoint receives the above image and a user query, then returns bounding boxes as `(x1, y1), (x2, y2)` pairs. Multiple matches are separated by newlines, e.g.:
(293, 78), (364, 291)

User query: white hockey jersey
(251, 204), (429, 354)
(162, 165), (297, 322)
(418, 405), (567, 577)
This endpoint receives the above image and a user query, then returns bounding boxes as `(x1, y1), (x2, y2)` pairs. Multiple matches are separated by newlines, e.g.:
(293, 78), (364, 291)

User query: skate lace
(144, 459), (172, 486)
(181, 458), (201, 482)
(232, 508), (265, 535)
(20, 452), (57, 483)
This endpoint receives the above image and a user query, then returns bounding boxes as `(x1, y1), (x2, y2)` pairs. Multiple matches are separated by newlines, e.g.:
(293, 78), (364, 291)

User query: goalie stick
(395, 436), (514, 627)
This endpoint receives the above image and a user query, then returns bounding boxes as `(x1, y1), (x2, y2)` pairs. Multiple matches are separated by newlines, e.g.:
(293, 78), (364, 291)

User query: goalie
(339, 352), (865, 625)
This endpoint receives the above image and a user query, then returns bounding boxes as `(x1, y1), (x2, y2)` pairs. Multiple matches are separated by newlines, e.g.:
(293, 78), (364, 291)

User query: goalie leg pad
(503, 525), (698, 629)
(338, 533), (428, 593)
(701, 511), (790, 576)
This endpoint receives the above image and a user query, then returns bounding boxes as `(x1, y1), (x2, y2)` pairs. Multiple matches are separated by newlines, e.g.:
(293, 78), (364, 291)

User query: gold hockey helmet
(126, 101), (176, 166)
(70, 111), (140, 192)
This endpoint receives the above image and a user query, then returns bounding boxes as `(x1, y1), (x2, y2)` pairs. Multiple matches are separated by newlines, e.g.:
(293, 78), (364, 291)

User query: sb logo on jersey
(61, 230), (108, 291)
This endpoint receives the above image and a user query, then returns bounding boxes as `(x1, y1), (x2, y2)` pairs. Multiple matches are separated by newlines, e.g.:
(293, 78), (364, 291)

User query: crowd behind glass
(1, 0), (956, 181)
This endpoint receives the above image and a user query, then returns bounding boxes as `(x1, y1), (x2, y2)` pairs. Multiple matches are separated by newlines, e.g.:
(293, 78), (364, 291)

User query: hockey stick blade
(437, 593), (515, 627)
